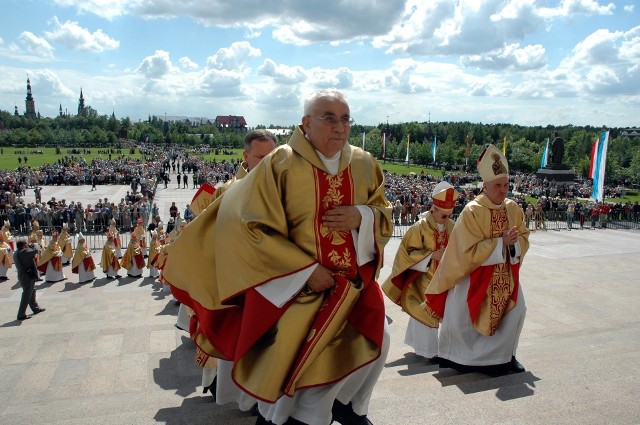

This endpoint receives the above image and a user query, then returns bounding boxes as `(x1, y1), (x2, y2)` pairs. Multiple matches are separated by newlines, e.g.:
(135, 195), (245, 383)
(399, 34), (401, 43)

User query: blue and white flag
(432, 134), (437, 162)
(540, 138), (549, 168)
(591, 130), (609, 202)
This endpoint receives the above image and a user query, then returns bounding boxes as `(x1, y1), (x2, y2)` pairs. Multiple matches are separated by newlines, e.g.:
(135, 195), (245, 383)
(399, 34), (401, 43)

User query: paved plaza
(1, 180), (639, 424)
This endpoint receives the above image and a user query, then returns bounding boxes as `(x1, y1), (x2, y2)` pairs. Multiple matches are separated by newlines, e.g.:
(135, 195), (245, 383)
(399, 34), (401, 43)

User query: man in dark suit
(13, 239), (46, 321)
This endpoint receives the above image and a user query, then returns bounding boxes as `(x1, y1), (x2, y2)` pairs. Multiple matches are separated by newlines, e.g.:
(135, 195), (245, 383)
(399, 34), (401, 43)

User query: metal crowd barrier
(390, 209), (639, 238)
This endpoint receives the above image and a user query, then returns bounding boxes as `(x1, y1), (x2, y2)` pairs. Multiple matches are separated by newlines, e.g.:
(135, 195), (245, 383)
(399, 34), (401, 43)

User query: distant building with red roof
(214, 115), (248, 132)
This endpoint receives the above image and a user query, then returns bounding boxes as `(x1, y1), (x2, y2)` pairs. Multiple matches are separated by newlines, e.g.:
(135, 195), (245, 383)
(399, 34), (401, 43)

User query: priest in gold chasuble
(382, 181), (459, 361)
(164, 90), (392, 425)
(426, 144), (530, 375)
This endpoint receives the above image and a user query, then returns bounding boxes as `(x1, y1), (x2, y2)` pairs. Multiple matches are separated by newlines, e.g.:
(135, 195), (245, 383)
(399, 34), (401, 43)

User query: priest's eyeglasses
(309, 115), (355, 127)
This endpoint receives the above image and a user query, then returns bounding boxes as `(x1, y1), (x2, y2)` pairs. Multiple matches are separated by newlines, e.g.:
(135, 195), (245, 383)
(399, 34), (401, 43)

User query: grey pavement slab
(1, 180), (639, 424)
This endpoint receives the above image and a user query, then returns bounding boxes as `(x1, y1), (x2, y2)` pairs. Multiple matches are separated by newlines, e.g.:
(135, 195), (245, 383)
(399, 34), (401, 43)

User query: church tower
(25, 78), (37, 119)
(78, 88), (85, 116)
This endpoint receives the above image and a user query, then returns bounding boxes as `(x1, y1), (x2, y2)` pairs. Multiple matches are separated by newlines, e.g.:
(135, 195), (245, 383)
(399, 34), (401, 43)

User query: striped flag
(432, 134), (437, 162)
(540, 138), (549, 168)
(382, 132), (386, 159)
(405, 134), (410, 163)
(588, 137), (599, 178)
(591, 131), (609, 202)
(362, 132), (366, 150)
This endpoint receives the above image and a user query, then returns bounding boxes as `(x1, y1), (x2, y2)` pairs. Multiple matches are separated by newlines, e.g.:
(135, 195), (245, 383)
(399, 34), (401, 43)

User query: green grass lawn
(379, 161), (444, 177)
(0, 147), (143, 169)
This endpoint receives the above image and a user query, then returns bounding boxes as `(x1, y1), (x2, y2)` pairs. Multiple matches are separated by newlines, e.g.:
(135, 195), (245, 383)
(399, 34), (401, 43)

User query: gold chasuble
(59, 229), (73, 258)
(164, 126), (392, 402)
(71, 243), (96, 273)
(426, 194), (529, 336)
(100, 241), (121, 272)
(122, 241), (145, 269)
(382, 212), (454, 327)
(37, 241), (62, 273)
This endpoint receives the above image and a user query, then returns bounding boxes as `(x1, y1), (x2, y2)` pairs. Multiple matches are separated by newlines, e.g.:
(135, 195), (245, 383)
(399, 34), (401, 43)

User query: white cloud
(18, 32), (55, 59)
(461, 43), (546, 71)
(623, 4), (634, 13)
(52, 0), (132, 20)
(257, 59), (307, 84)
(206, 41), (260, 71)
(130, 0), (406, 45)
(179, 56), (199, 70)
(307, 67), (354, 90)
(137, 50), (173, 79)
(539, 0), (615, 18)
(44, 17), (119, 53)
(200, 68), (245, 97)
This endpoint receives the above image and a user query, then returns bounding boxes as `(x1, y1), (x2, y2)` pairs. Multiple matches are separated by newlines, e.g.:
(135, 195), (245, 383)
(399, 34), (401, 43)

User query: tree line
(1, 109), (638, 184)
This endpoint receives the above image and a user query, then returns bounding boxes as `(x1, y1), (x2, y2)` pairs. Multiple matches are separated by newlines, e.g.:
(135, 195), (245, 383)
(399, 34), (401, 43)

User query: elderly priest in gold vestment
(427, 143), (530, 375)
(163, 89), (392, 425)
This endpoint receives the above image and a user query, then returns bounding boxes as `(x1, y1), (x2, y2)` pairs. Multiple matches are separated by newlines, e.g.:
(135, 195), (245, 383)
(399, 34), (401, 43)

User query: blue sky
(1, 0), (638, 129)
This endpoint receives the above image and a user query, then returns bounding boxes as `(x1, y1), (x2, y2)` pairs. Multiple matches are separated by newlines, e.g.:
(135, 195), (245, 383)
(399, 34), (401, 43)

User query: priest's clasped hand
(502, 226), (519, 247)
(322, 206), (361, 232)
(306, 264), (336, 292)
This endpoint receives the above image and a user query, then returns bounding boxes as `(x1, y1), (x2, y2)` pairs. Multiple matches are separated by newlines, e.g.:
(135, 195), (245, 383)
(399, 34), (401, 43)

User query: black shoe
(255, 412), (273, 425)
(284, 417), (308, 424)
(250, 403), (259, 417)
(428, 355), (441, 364)
(32, 307), (46, 314)
(202, 376), (216, 402)
(510, 356), (525, 373)
(17, 315), (31, 321)
(332, 400), (373, 425)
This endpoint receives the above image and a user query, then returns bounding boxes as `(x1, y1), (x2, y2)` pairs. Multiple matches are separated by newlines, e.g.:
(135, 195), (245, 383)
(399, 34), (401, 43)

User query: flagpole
(405, 134), (410, 164)
(465, 134), (469, 167)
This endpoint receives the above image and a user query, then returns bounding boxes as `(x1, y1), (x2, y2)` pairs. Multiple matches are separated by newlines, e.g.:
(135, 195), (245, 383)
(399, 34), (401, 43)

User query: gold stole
(234, 166), (380, 401)
(468, 207), (518, 336)
(421, 226), (449, 324)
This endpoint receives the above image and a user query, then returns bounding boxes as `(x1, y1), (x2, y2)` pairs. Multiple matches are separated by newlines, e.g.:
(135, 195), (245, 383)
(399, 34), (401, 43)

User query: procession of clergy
(157, 90), (528, 425)
(0, 214), (182, 284)
(3, 89), (530, 425)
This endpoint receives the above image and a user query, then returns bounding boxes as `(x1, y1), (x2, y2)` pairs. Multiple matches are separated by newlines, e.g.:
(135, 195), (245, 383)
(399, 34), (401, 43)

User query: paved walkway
(1, 180), (639, 424)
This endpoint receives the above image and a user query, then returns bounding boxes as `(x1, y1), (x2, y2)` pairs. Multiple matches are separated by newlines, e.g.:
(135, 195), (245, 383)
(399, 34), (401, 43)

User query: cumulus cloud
(461, 43), (546, 71)
(623, 4), (634, 12)
(137, 50), (173, 79)
(26, 69), (75, 99)
(179, 56), (199, 70)
(200, 68), (245, 97)
(52, 0), (132, 20)
(18, 32), (55, 59)
(206, 41), (260, 71)
(44, 17), (119, 53)
(307, 67), (355, 90)
(538, 0), (615, 18)
(257, 59), (307, 84)
(130, 0), (405, 45)
(374, 0), (616, 57)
